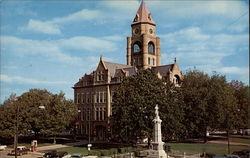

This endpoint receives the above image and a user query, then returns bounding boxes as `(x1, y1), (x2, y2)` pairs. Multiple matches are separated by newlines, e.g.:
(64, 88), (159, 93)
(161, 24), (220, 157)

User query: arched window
(173, 75), (181, 85)
(148, 42), (154, 54)
(133, 43), (141, 53)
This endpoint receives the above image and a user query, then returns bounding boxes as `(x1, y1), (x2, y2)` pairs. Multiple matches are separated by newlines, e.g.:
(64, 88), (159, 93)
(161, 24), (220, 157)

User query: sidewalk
(0, 140), (88, 158)
(37, 140), (88, 151)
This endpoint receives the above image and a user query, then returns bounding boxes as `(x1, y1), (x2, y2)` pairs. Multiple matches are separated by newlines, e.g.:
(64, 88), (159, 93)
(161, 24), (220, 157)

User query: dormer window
(133, 13), (139, 22)
(97, 71), (104, 81)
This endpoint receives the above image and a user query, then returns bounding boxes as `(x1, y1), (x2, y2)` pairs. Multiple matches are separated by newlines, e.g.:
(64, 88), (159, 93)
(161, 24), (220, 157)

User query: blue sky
(1, 0), (249, 103)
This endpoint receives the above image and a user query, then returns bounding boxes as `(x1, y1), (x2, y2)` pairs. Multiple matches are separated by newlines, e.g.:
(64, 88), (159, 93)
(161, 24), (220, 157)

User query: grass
(166, 143), (249, 156)
(230, 135), (250, 145)
(56, 146), (89, 155)
(42, 146), (139, 156)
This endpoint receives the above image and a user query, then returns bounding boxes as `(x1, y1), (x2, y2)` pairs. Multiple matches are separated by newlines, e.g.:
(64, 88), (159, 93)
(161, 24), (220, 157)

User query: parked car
(232, 149), (250, 158)
(43, 150), (57, 158)
(71, 153), (83, 158)
(10, 146), (29, 156)
(57, 151), (71, 158)
(0, 145), (7, 151)
(225, 155), (241, 158)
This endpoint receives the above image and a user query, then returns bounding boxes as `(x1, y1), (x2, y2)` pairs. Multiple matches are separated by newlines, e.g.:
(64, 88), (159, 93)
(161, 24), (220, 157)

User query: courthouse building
(73, 1), (183, 141)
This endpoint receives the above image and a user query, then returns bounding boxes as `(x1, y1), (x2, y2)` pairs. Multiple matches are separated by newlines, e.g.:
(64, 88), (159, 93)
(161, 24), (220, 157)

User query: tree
(182, 70), (240, 143)
(229, 80), (249, 131)
(181, 70), (211, 141)
(111, 69), (184, 145)
(0, 89), (78, 141)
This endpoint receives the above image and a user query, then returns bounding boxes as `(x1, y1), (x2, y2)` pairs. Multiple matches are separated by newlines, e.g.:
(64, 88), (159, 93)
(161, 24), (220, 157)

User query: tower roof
(132, 1), (155, 26)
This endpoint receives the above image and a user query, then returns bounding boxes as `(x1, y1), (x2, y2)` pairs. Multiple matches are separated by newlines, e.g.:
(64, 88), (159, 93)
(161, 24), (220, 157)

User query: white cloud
(148, 1), (247, 18)
(0, 74), (68, 85)
(51, 9), (102, 24)
(1, 35), (119, 65)
(219, 67), (249, 75)
(160, 26), (248, 83)
(1, 36), (82, 64)
(21, 19), (61, 35)
(21, 9), (102, 35)
(59, 36), (118, 52)
(101, 35), (124, 41)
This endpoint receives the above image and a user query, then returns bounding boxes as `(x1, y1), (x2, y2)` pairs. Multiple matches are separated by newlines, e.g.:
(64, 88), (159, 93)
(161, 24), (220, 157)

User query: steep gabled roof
(152, 64), (174, 76)
(103, 61), (133, 77)
(132, 1), (155, 25)
(123, 67), (137, 76)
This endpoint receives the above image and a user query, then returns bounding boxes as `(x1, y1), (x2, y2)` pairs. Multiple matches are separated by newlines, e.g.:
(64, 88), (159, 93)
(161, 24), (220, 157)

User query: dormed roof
(132, 1), (155, 26)
(152, 64), (174, 76)
(103, 61), (133, 77)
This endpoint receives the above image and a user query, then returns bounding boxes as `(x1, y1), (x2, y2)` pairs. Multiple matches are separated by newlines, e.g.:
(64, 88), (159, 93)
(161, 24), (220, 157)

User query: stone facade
(73, 1), (183, 141)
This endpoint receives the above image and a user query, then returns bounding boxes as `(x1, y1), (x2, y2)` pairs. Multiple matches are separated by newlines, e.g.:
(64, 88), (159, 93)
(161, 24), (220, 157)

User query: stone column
(107, 85), (111, 118)
(127, 37), (132, 65)
(142, 34), (148, 69)
(156, 37), (161, 66)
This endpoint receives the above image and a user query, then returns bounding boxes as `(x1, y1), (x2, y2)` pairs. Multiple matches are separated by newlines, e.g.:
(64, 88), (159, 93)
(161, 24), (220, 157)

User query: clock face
(149, 28), (153, 34)
(134, 28), (140, 34)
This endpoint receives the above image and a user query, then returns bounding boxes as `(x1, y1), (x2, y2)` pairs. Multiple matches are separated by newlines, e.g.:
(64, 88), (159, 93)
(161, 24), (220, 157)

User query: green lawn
(166, 143), (249, 156)
(56, 146), (89, 155)
(42, 146), (139, 156)
(230, 135), (250, 145)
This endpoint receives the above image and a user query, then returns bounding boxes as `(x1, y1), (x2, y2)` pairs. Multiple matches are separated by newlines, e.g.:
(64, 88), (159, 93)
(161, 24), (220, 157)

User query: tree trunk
(203, 127), (207, 143)
(227, 130), (230, 154)
(147, 137), (151, 149)
(53, 136), (56, 144)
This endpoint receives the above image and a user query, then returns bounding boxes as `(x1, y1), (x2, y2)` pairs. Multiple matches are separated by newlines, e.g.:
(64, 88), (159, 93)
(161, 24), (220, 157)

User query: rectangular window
(103, 108), (106, 120)
(100, 108), (103, 121)
(81, 93), (84, 103)
(153, 58), (155, 66)
(100, 92), (103, 103)
(96, 92), (99, 103)
(103, 92), (106, 103)
(85, 108), (87, 121)
(87, 108), (90, 121)
(111, 91), (115, 103)
(148, 57), (150, 65)
(74, 94), (77, 104)
(85, 125), (88, 134)
(77, 93), (80, 104)
(96, 108), (99, 121)
(81, 108), (83, 121)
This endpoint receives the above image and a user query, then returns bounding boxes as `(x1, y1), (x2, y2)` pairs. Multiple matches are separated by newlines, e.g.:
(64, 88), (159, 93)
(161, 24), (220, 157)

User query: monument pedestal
(150, 105), (168, 158)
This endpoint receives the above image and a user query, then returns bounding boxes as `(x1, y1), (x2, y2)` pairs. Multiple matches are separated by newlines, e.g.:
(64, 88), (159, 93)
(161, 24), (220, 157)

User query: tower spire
(132, 0), (155, 26)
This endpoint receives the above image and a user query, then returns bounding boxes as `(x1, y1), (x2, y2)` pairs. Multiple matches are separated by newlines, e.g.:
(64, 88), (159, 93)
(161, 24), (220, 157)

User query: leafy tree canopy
(0, 89), (78, 138)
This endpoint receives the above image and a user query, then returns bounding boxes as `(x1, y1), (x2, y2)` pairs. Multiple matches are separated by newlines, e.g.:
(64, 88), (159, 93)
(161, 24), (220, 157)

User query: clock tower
(127, 1), (161, 69)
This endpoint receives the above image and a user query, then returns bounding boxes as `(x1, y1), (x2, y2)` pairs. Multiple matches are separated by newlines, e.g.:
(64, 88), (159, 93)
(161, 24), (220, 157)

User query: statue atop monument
(151, 104), (167, 158)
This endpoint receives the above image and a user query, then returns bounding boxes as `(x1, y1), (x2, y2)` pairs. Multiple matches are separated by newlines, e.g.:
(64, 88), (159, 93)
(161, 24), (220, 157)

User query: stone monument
(151, 105), (167, 158)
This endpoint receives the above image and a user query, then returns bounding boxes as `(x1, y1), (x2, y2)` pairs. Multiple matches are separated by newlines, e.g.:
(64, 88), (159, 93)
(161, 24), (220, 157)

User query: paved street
(0, 140), (87, 158)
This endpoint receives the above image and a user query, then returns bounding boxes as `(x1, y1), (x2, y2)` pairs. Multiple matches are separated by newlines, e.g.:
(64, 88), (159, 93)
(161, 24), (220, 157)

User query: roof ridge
(153, 64), (174, 68)
(103, 61), (132, 67)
